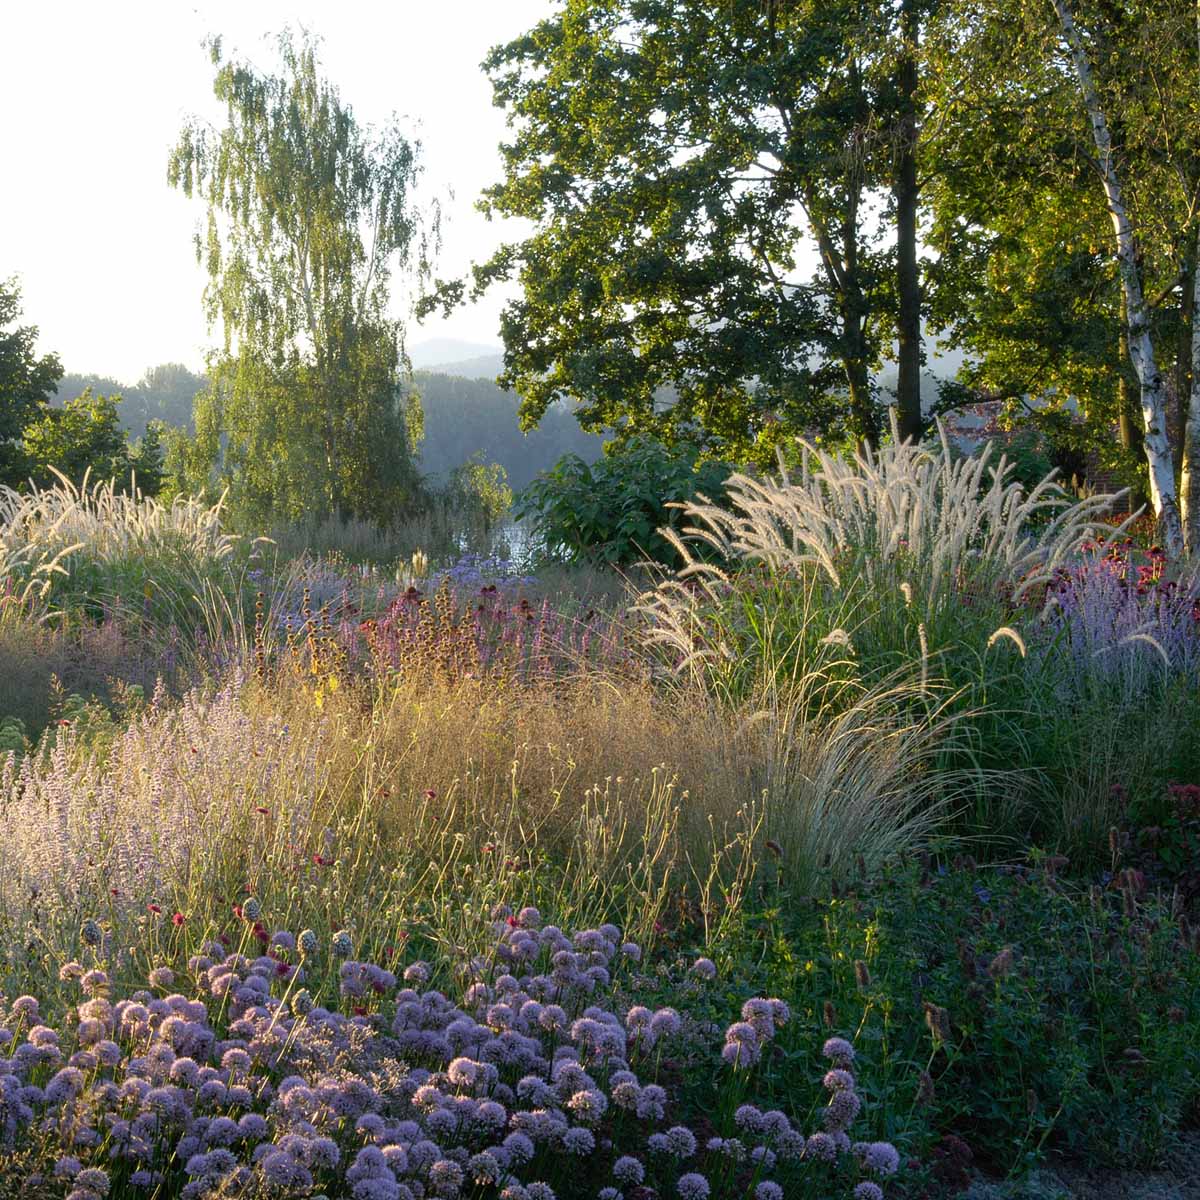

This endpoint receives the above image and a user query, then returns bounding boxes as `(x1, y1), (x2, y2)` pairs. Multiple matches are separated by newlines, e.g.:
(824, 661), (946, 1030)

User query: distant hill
(408, 337), (503, 370)
(425, 353), (506, 381)
(412, 370), (604, 492)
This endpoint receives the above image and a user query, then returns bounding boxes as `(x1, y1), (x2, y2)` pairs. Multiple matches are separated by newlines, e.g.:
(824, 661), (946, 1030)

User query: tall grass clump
(637, 421), (1134, 850)
(0, 471), (241, 621)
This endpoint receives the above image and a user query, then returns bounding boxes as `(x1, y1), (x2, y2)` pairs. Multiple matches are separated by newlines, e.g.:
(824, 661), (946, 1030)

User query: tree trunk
(1184, 224), (1200, 554)
(894, 0), (923, 444)
(1176, 250), (1195, 474)
(1051, 0), (1183, 556)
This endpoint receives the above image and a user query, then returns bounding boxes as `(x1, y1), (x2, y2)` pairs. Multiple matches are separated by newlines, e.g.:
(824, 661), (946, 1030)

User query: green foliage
(445, 452), (513, 530)
(167, 30), (434, 527)
(0, 278), (62, 488)
(21, 390), (164, 495)
(516, 437), (734, 565)
(450, 1), (939, 457)
(55, 362), (206, 438)
(709, 855), (1200, 1178)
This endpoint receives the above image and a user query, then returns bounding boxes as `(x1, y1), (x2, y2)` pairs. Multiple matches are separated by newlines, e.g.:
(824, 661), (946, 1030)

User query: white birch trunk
(1184, 225), (1200, 555)
(1184, 6), (1200, 556)
(1051, 0), (1184, 556)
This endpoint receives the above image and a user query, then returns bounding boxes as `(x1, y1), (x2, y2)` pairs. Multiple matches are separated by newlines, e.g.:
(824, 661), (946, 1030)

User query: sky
(0, 1), (555, 381)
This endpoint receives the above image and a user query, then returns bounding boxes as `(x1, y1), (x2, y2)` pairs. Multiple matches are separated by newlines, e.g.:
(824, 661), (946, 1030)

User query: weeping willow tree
(167, 30), (436, 526)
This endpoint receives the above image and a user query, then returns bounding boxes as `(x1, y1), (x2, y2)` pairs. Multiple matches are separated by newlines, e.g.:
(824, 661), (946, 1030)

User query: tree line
(8, 7), (1199, 551)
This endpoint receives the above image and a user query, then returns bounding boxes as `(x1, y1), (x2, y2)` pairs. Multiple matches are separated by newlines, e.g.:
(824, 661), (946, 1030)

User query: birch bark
(1184, 3), (1200, 555)
(1050, 0), (1184, 555)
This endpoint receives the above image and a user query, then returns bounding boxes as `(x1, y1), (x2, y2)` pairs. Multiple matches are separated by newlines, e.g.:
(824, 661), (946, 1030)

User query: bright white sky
(0, 1), (555, 381)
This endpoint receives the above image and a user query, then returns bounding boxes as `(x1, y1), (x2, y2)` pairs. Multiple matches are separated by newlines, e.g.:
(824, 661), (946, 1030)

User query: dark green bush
(515, 436), (734, 565)
(704, 855), (1200, 1177)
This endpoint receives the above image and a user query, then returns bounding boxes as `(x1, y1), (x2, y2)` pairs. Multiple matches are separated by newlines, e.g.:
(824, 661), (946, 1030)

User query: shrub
(516, 438), (734, 566)
(717, 852), (1200, 1176)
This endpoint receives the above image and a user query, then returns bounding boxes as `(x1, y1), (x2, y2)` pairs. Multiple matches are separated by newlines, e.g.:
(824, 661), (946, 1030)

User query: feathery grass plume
(637, 414), (1126, 693)
(0, 469), (236, 600)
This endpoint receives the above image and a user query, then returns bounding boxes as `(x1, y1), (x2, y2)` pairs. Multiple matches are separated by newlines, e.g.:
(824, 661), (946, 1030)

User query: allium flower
(725, 1020), (759, 1045)
(562, 1126), (596, 1155)
(331, 930), (354, 959)
(75, 1168), (110, 1195)
(291, 989), (314, 1016)
(691, 956), (717, 980)
(824, 1086), (862, 1132)
(241, 897), (262, 921)
(756, 1185), (784, 1200)
(613, 1156), (645, 1186)
(677, 1173), (711, 1200)
(621, 942), (642, 961)
(598, 1191), (621, 1200)
(54, 1157), (83, 1178)
(635, 1083), (667, 1120)
(567, 1087), (607, 1123)
(822, 1036), (856, 1067)
(665, 1125), (697, 1157)
(860, 1141), (901, 1177)
(650, 1007), (681, 1037)
(298, 929), (319, 956)
(503, 1132), (535, 1164)
(148, 967), (175, 989)
(854, 1185), (885, 1200)
(81, 920), (103, 947)
(403, 961), (430, 984)
(721, 1039), (761, 1068)
(805, 1132), (838, 1162)
(80, 970), (108, 995)
(58, 962), (84, 982)
(525, 1185), (556, 1200)
(734, 1104), (762, 1131)
(823, 1068), (856, 1092)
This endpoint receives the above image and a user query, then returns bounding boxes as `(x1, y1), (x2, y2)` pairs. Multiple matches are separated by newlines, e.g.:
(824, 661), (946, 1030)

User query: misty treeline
(52, 365), (602, 495)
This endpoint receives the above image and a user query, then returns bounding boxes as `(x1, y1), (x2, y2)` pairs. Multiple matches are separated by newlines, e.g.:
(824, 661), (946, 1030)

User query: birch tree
(1050, 0), (1183, 554)
(168, 31), (435, 525)
(1185, 1), (1200, 553)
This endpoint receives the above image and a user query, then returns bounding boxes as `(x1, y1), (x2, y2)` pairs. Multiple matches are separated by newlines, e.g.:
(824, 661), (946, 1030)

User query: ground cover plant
(1, 433), (1199, 1196)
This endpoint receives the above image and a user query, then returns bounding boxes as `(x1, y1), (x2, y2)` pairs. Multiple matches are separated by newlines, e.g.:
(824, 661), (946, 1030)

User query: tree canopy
(167, 30), (437, 526)
(0, 279), (62, 489)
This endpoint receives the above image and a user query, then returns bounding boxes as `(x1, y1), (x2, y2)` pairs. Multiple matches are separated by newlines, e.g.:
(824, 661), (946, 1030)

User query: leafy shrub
(22, 390), (165, 495)
(516, 438), (734, 566)
(732, 854), (1200, 1175)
